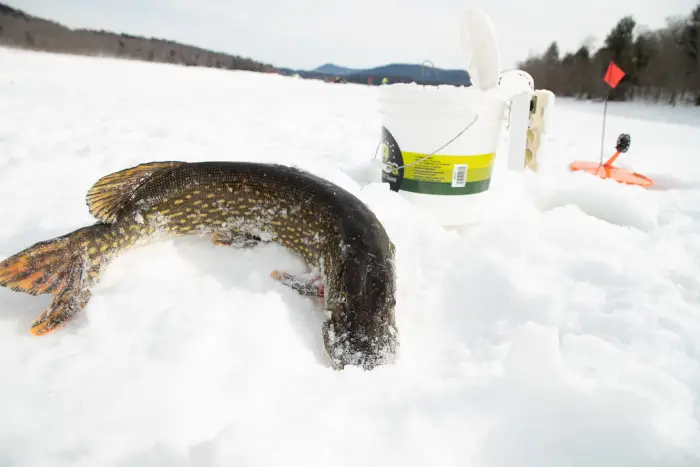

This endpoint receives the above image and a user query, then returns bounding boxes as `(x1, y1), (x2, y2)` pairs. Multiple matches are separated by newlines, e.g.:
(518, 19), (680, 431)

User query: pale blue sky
(10, 0), (700, 71)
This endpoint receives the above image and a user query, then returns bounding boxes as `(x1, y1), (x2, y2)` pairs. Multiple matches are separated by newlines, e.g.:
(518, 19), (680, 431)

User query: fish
(0, 161), (398, 370)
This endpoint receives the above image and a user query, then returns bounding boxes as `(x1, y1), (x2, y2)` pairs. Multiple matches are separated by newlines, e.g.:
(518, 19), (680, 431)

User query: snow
(2, 47), (700, 466)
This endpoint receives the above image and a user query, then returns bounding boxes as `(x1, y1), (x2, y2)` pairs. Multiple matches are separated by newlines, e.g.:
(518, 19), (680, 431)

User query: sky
(10, 0), (700, 71)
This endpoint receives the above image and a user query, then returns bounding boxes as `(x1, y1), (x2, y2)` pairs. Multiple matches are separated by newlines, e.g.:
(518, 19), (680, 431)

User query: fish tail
(0, 223), (112, 335)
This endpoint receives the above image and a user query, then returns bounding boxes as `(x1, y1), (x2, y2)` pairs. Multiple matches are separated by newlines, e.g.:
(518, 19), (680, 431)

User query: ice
(1, 47), (700, 467)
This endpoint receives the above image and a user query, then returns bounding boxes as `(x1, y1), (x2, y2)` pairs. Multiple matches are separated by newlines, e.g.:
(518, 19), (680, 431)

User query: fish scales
(125, 164), (339, 268)
(0, 161), (398, 370)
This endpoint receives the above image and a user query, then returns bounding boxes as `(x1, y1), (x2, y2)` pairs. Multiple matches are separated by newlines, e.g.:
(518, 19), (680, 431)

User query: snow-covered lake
(2, 47), (700, 467)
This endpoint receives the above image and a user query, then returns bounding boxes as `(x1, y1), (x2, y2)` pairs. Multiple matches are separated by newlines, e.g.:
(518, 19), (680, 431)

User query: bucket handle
(421, 60), (439, 88)
(374, 113), (480, 173)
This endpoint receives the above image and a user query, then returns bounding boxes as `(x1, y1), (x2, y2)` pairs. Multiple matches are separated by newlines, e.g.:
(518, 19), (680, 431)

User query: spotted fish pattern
(0, 161), (398, 370)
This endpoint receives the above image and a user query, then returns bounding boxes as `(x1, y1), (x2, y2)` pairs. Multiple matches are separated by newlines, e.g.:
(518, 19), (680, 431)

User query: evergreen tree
(602, 16), (636, 98)
(680, 4), (700, 103)
(515, 3), (700, 105)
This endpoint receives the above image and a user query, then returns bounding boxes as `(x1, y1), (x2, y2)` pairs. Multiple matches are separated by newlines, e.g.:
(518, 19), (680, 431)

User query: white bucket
(377, 83), (506, 226)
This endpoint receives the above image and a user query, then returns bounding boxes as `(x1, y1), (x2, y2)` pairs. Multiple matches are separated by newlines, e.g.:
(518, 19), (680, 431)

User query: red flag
(604, 61), (625, 88)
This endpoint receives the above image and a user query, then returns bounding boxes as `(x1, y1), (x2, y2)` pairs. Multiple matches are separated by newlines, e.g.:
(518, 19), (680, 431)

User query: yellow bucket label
(402, 152), (495, 184)
(379, 126), (496, 196)
(399, 152), (495, 195)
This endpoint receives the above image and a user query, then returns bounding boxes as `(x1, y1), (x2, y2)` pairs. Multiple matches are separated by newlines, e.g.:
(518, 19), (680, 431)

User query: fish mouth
(322, 317), (398, 371)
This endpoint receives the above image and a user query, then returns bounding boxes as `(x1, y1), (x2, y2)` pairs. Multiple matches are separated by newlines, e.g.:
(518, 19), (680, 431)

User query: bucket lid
(460, 8), (501, 91)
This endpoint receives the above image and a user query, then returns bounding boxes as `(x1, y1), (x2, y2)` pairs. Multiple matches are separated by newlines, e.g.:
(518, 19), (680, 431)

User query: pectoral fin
(211, 231), (261, 248)
(270, 270), (324, 297)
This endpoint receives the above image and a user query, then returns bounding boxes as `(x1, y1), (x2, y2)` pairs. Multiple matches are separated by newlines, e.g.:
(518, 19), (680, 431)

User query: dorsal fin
(85, 161), (184, 223)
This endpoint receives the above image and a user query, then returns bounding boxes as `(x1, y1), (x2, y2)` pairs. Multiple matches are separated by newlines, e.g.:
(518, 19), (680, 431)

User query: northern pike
(0, 161), (398, 370)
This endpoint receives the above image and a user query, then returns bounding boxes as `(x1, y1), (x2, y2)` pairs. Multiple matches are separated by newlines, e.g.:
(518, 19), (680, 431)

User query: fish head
(322, 239), (398, 371)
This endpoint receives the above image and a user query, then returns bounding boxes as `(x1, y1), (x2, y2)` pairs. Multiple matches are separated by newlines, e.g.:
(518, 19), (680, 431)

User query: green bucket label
(381, 126), (495, 195)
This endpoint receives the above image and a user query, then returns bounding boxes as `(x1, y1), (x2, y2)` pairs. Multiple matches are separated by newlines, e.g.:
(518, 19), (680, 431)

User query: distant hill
(0, 2), (276, 73)
(297, 62), (471, 86)
(0, 2), (470, 87)
(312, 64), (359, 75)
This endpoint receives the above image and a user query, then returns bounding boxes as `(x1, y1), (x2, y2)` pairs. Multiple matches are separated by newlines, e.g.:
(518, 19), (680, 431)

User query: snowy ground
(2, 47), (700, 467)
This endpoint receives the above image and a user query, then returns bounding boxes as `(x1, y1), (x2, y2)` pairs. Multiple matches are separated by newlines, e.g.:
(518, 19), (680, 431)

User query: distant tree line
(518, 3), (700, 105)
(0, 2), (277, 74)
